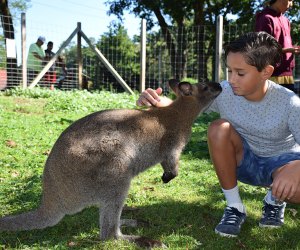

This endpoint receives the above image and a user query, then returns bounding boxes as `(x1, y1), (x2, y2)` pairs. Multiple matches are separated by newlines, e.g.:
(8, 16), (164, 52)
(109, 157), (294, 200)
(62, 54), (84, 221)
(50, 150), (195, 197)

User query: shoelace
(263, 203), (283, 221)
(221, 207), (243, 225)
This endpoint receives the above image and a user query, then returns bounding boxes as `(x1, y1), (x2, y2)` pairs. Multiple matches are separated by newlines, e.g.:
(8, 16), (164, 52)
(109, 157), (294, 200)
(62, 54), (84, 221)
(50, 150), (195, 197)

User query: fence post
(21, 13), (27, 89)
(77, 22), (82, 89)
(215, 15), (223, 83)
(140, 19), (146, 93)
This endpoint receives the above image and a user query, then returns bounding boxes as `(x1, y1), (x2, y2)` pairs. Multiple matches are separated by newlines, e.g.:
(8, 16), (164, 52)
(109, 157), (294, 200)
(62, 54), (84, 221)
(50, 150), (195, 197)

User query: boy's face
(226, 52), (268, 100)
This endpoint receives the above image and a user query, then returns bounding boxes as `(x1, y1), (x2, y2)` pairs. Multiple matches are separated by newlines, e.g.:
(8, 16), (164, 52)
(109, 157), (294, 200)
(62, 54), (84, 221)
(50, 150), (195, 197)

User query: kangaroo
(0, 79), (221, 248)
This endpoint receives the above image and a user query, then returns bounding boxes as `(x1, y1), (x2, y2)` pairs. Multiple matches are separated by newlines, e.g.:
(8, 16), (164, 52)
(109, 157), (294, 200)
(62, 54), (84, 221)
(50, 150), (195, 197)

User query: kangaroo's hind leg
(98, 180), (167, 249)
(99, 179), (131, 241)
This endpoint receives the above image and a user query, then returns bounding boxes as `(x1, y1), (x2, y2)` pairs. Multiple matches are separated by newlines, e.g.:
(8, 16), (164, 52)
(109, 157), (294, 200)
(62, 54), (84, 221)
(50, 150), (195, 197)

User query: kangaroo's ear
(178, 82), (193, 96)
(168, 79), (180, 93)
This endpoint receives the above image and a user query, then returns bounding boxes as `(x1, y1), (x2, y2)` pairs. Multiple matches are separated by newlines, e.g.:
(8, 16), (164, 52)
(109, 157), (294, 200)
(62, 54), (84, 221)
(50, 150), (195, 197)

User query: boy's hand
(271, 161), (300, 202)
(136, 88), (172, 107)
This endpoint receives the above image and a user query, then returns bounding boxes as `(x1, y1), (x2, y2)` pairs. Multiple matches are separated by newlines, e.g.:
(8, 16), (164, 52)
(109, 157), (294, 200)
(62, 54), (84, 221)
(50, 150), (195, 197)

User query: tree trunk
(153, 7), (189, 80)
(175, 26), (187, 80)
(193, 0), (208, 82)
(0, 0), (18, 89)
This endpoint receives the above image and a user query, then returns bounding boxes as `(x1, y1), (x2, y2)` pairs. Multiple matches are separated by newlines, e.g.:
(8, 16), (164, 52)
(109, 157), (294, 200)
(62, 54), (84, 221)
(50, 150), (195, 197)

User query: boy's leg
(207, 119), (243, 189)
(207, 119), (246, 237)
(260, 160), (300, 227)
(260, 189), (286, 228)
(259, 158), (300, 228)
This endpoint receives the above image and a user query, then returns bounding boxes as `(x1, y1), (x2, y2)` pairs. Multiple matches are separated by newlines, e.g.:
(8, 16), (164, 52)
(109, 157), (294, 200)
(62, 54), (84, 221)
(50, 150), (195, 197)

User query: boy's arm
(272, 97), (300, 201)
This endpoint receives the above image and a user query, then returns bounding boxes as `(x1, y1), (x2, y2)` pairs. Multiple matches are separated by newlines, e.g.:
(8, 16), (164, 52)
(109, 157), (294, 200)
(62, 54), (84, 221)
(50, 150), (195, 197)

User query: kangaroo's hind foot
(121, 235), (167, 249)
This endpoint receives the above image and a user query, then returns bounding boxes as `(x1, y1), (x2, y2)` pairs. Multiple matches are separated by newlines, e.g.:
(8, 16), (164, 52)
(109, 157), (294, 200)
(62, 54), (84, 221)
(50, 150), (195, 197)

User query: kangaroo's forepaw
(161, 172), (176, 183)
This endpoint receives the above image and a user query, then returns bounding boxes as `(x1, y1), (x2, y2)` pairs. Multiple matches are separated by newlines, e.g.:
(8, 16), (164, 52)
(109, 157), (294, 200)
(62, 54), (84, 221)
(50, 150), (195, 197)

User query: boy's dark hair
(224, 31), (282, 72)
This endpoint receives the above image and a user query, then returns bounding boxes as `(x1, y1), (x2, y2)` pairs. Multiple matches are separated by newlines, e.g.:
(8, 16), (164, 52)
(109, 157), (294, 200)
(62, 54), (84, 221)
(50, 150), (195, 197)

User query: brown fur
(0, 80), (221, 247)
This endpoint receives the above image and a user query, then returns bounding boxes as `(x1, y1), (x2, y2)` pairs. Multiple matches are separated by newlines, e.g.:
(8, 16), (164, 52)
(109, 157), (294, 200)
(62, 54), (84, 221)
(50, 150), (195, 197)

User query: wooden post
(77, 22), (82, 89)
(140, 19), (146, 93)
(21, 12), (27, 89)
(215, 15), (223, 83)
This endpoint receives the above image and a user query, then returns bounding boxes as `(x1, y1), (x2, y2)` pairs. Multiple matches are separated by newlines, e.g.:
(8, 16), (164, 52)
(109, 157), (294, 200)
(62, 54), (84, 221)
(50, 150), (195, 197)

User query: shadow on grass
(1, 112), (300, 248)
(0, 174), (43, 212)
(1, 190), (300, 249)
(58, 117), (75, 125)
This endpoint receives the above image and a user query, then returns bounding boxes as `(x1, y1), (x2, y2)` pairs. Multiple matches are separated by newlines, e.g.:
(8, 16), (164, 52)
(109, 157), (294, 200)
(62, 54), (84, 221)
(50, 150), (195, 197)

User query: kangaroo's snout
(161, 171), (177, 183)
(210, 82), (222, 96)
(203, 82), (222, 97)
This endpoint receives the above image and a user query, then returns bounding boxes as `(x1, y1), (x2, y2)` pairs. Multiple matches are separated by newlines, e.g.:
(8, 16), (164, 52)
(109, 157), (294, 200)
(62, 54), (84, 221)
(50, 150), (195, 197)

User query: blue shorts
(237, 139), (300, 187)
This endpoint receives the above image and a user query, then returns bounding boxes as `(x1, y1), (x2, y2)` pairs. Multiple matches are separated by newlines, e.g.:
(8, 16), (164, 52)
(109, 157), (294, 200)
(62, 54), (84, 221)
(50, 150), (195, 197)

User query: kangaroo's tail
(0, 202), (64, 231)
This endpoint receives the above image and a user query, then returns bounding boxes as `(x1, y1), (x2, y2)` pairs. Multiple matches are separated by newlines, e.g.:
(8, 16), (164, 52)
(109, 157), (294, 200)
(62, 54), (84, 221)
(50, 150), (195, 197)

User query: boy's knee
(207, 119), (231, 141)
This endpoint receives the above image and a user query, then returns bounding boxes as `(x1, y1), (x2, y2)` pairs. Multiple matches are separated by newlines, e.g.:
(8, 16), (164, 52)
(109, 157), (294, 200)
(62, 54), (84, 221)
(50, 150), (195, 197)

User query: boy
(136, 32), (300, 237)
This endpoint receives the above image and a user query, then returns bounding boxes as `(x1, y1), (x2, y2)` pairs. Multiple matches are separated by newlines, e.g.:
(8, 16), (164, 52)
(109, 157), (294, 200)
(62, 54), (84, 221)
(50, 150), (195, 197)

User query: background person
(44, 41), (68, 90)
(44, 41), (57, 89)
(27, 36), (46, 84)
(56, 56), (68, 89)
(255, 0), (300, 92)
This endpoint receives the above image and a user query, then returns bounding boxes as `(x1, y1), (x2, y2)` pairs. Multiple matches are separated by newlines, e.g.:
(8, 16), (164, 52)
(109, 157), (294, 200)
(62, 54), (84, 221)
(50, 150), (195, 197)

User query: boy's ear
(262, 65), (274, 79)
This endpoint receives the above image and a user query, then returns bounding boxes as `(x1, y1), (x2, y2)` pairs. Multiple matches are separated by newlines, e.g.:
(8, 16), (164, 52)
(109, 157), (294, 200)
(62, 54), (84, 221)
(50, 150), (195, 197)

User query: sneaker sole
(214, 217), (245, 238)
(259, 222), (282, 228)
(214, 229), (238, 238)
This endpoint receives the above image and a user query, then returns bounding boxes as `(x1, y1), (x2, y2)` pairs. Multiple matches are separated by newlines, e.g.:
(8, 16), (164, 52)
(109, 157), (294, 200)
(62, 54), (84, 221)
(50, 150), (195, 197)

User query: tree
(0, 0), (30, 88)
(98, 23), (139, 75)
(63, 23), (139, 91)
(105, 0), (300, 81)
(95, 23), (139, 90)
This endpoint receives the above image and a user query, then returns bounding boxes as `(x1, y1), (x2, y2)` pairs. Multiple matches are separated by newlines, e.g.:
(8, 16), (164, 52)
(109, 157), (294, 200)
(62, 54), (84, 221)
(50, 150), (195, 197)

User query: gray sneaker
(259, 200), (286, 228)
(215, 206), (246, 237)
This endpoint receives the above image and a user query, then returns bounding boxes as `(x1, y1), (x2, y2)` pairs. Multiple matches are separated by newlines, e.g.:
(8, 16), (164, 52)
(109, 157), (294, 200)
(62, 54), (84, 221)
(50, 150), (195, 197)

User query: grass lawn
(0, 87), (300, 249)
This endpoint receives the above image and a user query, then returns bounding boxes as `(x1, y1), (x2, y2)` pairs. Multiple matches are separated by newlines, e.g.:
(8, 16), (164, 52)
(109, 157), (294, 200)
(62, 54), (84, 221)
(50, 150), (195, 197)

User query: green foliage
(120, 0), (300, 27)
(1, 87), (139, 112)
(63, 23), (140, 90)
(1, 88), (300, 249)
(105, 0), (300, 82)
(98, 23), (140, 74)
(0, 35), (6, 69)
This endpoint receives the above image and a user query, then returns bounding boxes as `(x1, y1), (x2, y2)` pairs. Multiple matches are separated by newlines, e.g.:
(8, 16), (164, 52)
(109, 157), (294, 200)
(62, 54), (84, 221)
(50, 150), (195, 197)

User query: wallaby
(0, 79), (221, 248)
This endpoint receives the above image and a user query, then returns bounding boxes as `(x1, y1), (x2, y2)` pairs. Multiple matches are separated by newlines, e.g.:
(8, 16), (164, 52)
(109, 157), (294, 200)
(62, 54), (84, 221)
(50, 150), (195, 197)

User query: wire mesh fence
(1, 13), (300, 94)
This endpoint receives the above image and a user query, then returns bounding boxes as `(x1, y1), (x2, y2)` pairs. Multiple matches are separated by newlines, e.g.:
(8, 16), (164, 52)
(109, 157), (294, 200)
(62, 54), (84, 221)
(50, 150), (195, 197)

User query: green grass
(0, 87), (300, 249)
